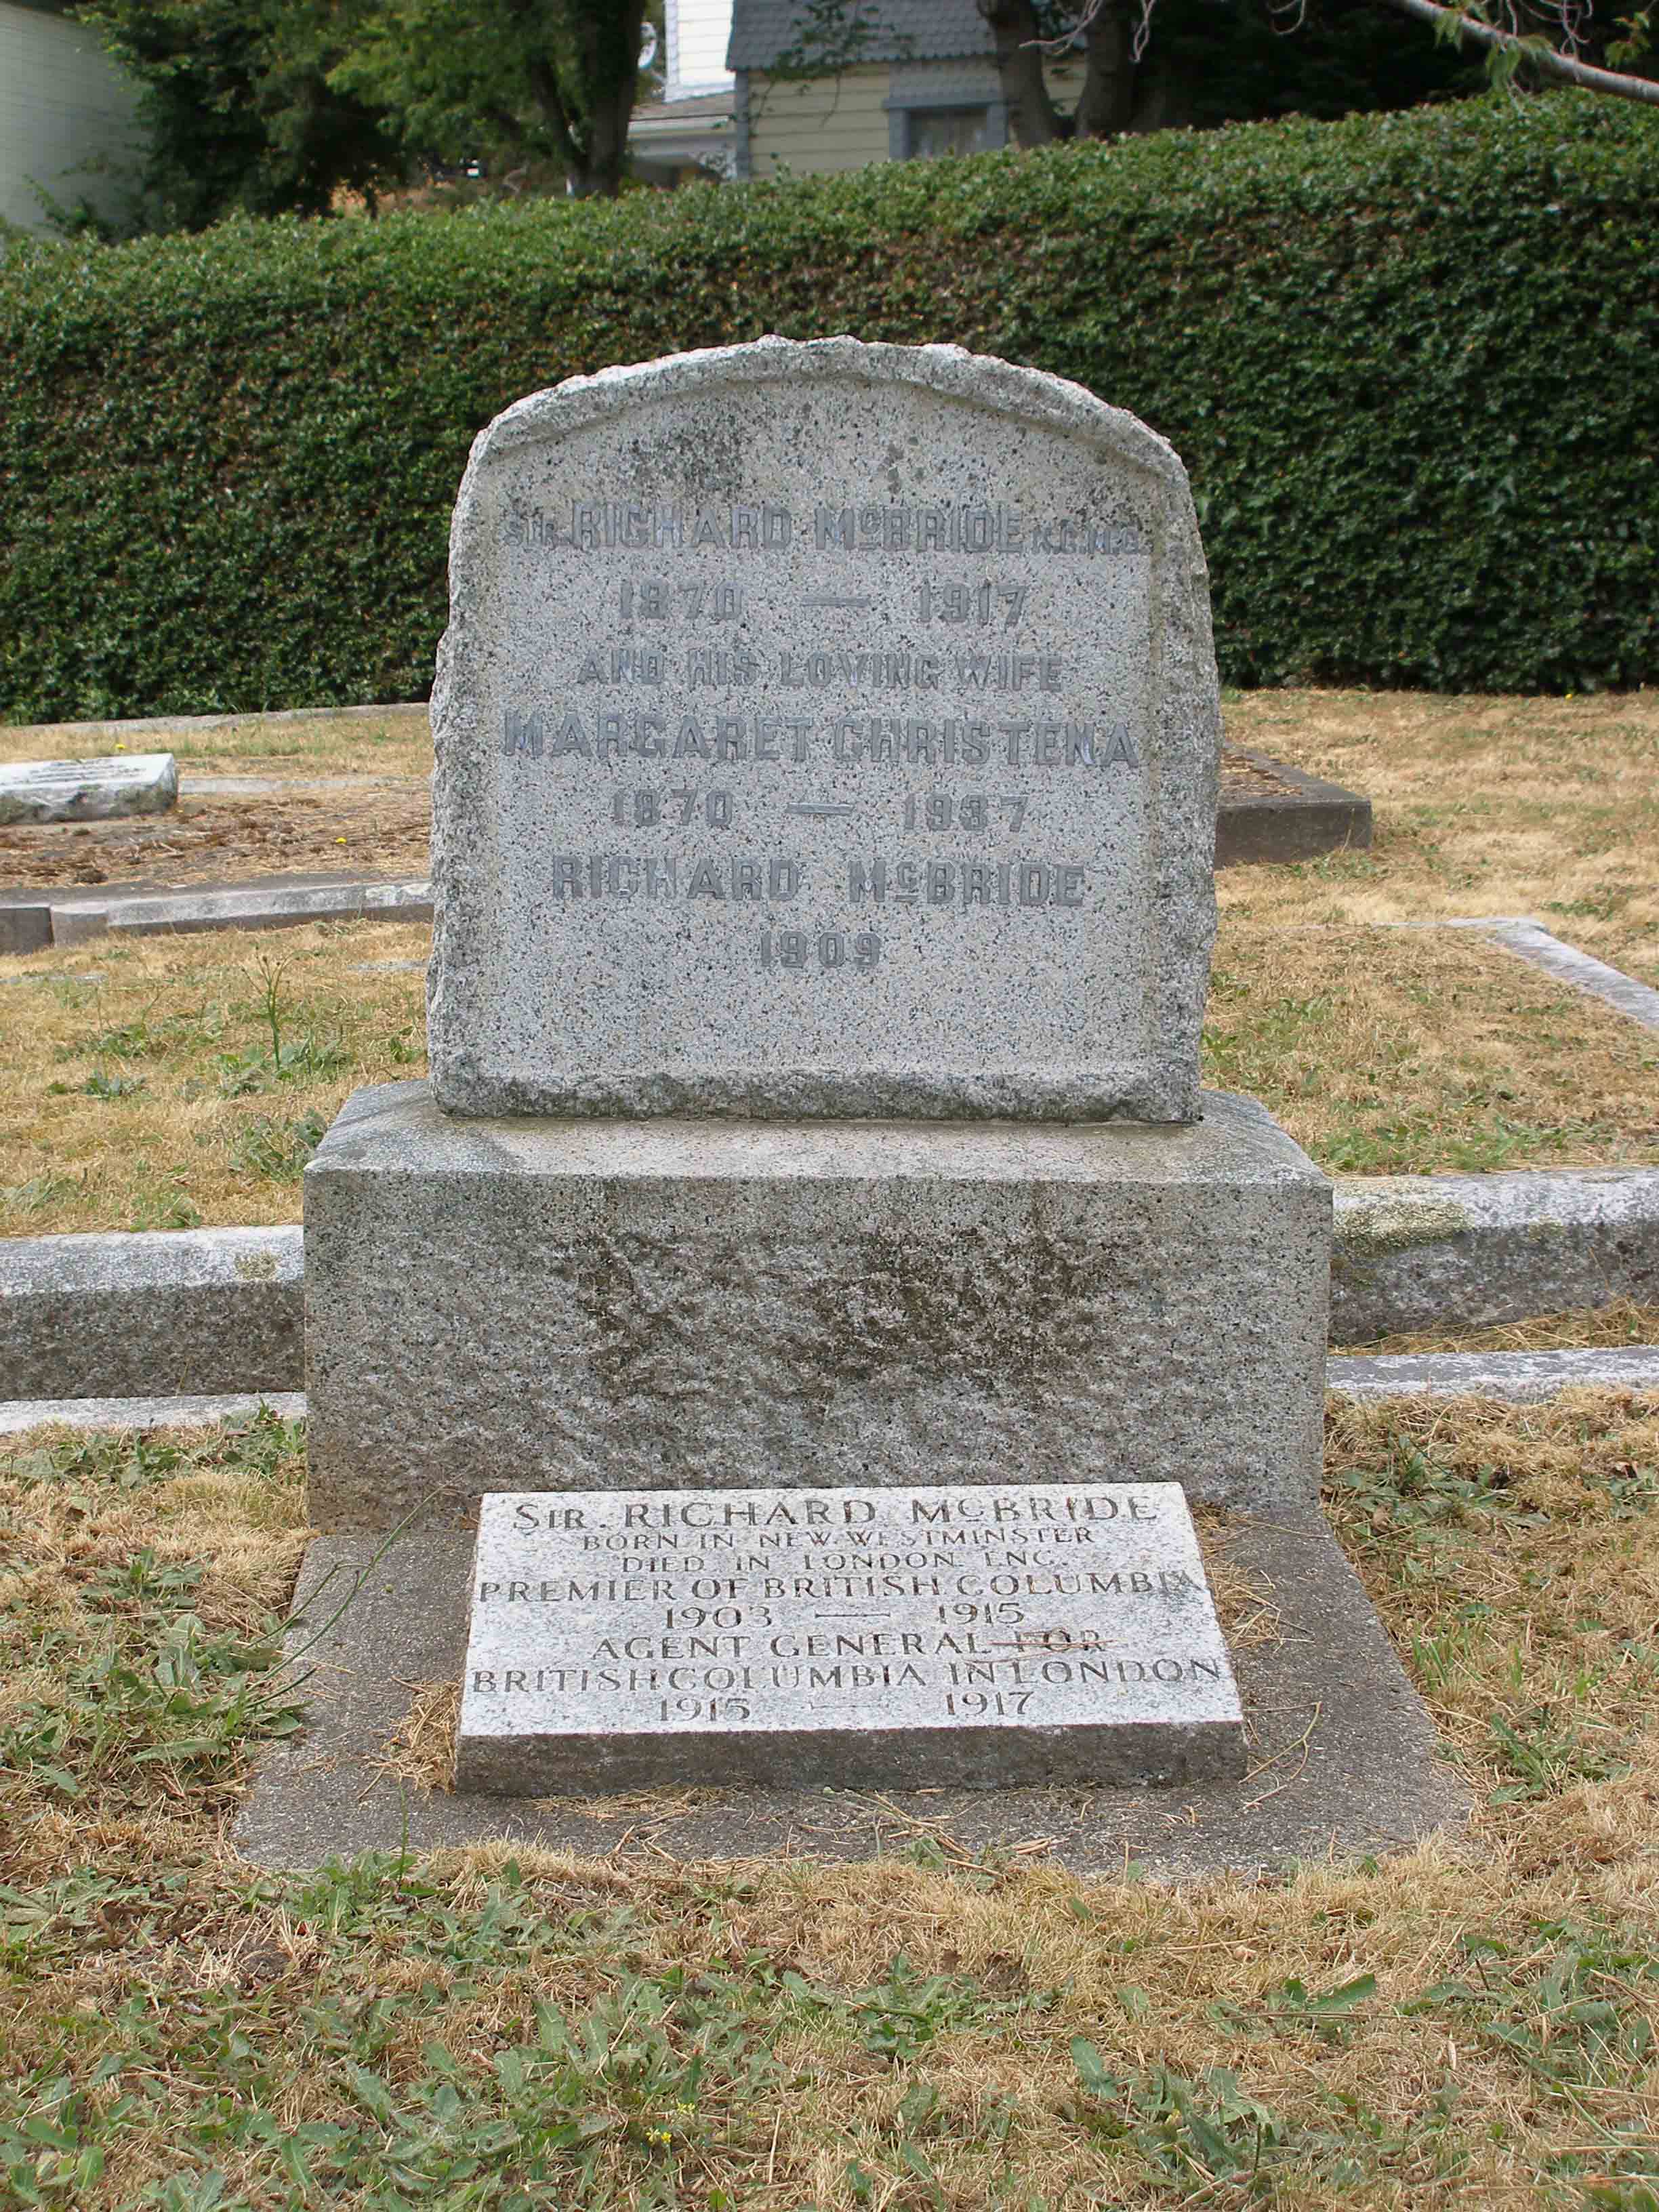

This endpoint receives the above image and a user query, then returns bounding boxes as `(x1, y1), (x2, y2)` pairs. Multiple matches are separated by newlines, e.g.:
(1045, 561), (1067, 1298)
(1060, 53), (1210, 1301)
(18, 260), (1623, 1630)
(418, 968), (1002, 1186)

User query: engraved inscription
(457, 1483), (1242, 1773)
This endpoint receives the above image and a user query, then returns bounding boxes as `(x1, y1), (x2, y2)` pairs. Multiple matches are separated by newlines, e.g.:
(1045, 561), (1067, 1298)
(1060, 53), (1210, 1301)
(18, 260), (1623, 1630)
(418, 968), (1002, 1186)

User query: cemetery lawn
(1218, 687), (1659, 989)
(4, 899), (1656, 1236)
(4, 684), (1657, 951)
(5, 1393), (1659, 2209)
(0, 705), (431, 781)
(1359, 1300), (1659, 1357)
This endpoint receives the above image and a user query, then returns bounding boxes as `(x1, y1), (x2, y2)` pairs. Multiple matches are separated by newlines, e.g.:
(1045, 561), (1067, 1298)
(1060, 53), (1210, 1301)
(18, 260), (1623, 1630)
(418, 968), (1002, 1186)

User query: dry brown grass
(1222, 687), (1659, 987)
(1362, 1300), (1659, 1357)
(1208, 918), (1659, 1175)
(0, 703), (432, 779)
(375, 1677), (464, 1794)
(3, 907), (1655, 1238)
(0, 920), (428, 1233)
(8, 1395), (1659, 2208)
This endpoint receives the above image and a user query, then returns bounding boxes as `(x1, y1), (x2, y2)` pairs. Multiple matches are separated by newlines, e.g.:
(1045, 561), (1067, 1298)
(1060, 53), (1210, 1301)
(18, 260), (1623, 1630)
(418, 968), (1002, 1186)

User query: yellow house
(729, 0), (1080, 178)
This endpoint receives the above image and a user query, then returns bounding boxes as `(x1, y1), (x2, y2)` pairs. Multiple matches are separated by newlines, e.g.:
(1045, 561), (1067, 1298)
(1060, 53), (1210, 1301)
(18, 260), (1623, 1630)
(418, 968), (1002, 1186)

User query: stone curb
(0, 1226), (303, 1400)
(3, 1167), (1658, 1401)
(50, 876), (433, 947)
(1327, 1346), (1659, 1401)
(1487, 919), (1659, 1031)
(0, 1391), (306, 1435)
(1214, 749), (1371, 867)
(1330, 1165), (1659, 1343)
(3, 1351), (1656, 1439)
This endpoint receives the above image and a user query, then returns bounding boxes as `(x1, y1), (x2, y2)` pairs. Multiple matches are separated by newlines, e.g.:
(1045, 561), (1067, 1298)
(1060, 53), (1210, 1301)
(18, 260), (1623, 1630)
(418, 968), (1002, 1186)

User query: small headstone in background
(0, 754), (178, 825)
(457, 1482), (1244, 1793)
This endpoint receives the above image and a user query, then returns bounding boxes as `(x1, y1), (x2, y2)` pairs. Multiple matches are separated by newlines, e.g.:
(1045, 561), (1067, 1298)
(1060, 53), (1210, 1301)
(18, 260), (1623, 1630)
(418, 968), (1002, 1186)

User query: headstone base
(458, 1483), (1244, 1795)
(237, 1504), (1470, 1877)
(304, 1083), (1330, 1532)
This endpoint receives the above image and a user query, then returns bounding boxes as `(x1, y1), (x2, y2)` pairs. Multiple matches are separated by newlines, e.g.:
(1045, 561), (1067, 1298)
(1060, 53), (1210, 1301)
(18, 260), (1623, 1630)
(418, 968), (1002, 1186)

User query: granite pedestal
(304, 1081), (1330, 1532)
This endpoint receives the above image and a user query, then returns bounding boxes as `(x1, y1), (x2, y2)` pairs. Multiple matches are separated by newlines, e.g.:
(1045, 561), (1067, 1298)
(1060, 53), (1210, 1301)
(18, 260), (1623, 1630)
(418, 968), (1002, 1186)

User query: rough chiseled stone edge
(428, 335), (1221, 1124)
(7, 1345), (1656, 1438)
(433, 1063), (1196, 1123)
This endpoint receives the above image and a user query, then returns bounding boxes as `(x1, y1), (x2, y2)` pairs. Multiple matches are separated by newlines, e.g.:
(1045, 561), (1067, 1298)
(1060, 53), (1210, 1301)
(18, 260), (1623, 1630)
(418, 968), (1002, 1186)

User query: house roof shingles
(726, 0), (993, 73)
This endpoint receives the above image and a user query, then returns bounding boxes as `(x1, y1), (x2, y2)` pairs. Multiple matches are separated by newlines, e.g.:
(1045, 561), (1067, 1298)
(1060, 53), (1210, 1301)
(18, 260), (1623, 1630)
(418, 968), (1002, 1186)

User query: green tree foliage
(969, 0), (1652, 142)
(1, 98), (1654, 718)
(331, 0), (650, 199)
(74, 0), (398, 230)
(75, 0), (652, 228)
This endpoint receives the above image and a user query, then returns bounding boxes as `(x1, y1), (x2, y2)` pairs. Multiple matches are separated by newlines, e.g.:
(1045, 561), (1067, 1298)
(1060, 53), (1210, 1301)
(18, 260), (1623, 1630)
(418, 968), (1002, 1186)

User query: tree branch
(1374, 0), (1659, 100)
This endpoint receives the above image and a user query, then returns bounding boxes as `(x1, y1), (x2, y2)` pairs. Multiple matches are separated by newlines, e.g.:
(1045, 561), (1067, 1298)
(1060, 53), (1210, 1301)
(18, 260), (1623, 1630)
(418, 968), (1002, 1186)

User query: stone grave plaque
(457, 1481), (1244, 1793)
(0, 753), (178, 826)
(428, 337), (1221, 1122)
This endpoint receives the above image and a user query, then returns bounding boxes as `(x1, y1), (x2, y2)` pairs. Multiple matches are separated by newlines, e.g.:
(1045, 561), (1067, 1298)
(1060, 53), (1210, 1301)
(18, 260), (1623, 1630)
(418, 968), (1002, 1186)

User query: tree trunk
(977, 0), (1071, 144)
(569, 0), (648, 194)
(1073, 0), (1138, 136)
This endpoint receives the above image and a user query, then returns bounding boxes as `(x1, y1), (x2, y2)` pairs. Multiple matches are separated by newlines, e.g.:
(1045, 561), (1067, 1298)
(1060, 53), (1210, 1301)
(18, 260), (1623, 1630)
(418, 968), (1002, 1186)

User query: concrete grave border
(233, 1503), (1469, 1878)
(0, 1226), (303, 1400)
(7, 1344), (1658, 1439)
(5, 1166), (1656, 1405)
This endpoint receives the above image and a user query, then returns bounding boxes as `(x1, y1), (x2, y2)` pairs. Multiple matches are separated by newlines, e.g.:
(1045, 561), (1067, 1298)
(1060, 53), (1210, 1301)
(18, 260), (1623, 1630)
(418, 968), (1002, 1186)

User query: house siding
(739, 52), (1085, 178)
(0, 1), (142, 234)
(745, 64), (891, 177)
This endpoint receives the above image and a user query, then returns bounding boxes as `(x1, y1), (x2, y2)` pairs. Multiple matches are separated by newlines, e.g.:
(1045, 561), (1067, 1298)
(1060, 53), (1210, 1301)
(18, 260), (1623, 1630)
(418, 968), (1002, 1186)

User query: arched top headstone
(428, 336), (1221, 1121)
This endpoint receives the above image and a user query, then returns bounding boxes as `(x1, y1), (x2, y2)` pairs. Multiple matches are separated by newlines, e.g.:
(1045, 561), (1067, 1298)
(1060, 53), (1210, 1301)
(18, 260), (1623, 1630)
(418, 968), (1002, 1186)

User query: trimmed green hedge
(2, 94), (1656, 717)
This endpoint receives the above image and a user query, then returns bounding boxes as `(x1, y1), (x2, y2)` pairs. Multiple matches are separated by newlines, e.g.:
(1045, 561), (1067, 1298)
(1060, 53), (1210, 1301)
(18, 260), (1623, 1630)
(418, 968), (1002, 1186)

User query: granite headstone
(0, 753), (178, 826)
(428, 337), (1220, 1122)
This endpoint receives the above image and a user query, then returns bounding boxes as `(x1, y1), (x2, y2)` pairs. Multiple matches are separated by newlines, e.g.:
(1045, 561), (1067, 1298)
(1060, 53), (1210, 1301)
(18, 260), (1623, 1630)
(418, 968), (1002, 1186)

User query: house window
(906, 106), (991, 159)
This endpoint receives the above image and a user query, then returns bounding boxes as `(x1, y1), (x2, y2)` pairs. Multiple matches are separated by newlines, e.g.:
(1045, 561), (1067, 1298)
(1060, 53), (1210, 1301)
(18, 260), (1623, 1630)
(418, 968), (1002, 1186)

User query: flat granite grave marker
(0, 754), (178, 826)
(458, 1482), (1244, 1793)
(428, 336), (1218, 1123)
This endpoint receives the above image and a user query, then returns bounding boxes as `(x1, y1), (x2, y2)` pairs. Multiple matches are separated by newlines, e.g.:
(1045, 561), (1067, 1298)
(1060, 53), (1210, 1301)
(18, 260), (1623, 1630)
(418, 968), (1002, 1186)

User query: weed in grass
(1488, 1708), (1628, 1803)
(1, 1170), (88, 1223)
(10, 1427), (185, 1494)
(226, 1110), (327, 1183)
(212, 1033), (351, 1097)
(785, 1952), (1047, 2062)
(1, 1603), (300, 1809)
(211, 954), (353, 1097)
(73, 1006), (226, 1063)
(45, 1067), (148, 1101)
(127, 1169), (201, 1231)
